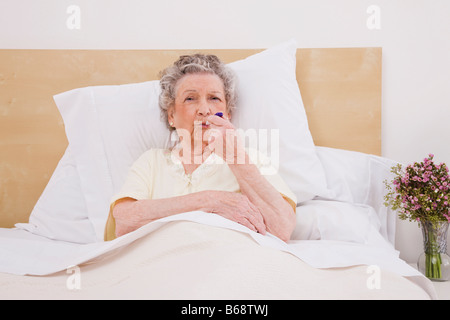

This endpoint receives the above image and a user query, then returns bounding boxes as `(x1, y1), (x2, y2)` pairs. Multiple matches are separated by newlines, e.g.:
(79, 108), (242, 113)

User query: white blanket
(0, 211), (437, 299)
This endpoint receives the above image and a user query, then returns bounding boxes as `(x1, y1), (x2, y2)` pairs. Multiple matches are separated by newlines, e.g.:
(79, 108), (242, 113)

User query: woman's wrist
(196, 190), (218, 213)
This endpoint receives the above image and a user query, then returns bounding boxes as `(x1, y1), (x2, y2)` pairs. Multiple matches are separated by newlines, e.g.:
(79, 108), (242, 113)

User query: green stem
(425, 231), (442, 279)
(425, 249), (442, 279)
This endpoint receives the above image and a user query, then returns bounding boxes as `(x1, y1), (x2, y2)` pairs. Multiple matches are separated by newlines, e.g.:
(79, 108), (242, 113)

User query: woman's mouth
(193, 120), (210, 130)
(201, 120), (210, 129)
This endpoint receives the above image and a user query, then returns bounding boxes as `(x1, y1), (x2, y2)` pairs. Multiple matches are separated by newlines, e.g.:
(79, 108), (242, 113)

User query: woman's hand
(203, 115), (245, 164)
(205, 190), (267, 235)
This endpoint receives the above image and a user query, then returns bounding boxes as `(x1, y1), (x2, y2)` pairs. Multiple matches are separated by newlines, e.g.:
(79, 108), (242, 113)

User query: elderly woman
(105, 54), (296, 242)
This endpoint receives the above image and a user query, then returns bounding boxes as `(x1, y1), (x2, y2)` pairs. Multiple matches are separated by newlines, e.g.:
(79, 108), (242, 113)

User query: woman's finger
(245, 200), (266, 234)
(206, 114), (230, 127)
(237, 216), (257, 233)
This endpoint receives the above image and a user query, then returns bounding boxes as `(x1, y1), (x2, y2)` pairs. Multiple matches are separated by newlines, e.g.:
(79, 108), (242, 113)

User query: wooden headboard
(0, 48), (381, 228)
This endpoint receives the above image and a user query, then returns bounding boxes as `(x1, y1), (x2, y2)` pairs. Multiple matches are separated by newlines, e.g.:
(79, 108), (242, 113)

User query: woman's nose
(197, 100), (211, 116)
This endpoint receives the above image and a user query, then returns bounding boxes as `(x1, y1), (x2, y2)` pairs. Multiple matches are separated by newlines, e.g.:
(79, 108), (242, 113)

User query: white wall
(1, 0), (449, 263)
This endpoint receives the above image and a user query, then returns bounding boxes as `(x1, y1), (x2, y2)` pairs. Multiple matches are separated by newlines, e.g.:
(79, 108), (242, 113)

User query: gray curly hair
(158, 54), (237, 130)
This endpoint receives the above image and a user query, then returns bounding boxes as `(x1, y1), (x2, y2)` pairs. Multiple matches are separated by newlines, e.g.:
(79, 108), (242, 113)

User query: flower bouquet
(384, 154), (450, 281)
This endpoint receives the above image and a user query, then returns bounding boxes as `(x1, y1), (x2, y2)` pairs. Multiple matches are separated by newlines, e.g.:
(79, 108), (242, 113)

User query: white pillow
(20, 40), (329, 242)
(292, 199), (390, 249)
(315, 146), (399, 245)
(15, 148), (97, 244)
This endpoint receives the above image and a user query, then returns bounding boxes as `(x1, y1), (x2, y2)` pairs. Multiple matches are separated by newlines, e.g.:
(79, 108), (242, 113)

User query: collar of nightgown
(163, 147), (224, 184)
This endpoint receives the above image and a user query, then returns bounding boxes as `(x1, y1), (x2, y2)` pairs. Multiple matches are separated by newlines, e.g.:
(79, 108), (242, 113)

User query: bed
(0, 40), (437, 300)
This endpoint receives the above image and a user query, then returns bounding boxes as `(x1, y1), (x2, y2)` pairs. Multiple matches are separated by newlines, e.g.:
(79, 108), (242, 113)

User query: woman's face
(168, 73), (230, 149)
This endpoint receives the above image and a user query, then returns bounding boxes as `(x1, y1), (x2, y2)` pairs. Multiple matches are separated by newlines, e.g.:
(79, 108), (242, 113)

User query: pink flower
(385, 154), (450, 223)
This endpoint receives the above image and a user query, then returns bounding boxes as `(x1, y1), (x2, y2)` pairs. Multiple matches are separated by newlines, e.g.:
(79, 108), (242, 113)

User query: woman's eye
(185, 97), (194, 102)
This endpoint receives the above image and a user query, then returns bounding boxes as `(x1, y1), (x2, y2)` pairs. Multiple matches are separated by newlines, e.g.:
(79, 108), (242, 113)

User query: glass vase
(417, 220), (450, 281)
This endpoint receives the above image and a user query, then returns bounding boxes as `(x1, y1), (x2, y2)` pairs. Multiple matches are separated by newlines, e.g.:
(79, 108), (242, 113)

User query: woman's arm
(206, 115), (296, 242)
(113, 190), (267, 238)
(228, 153), (296, 242)
(113, 193), (205, 237)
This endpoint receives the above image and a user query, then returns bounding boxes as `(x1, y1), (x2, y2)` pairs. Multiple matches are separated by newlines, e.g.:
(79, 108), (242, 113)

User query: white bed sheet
(0, 211), (437, 299)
